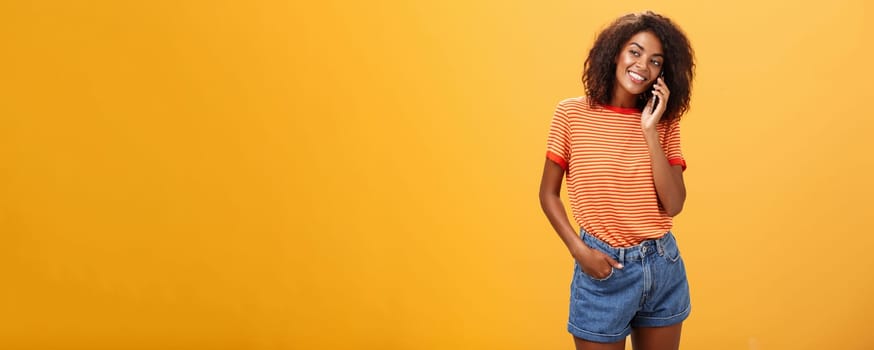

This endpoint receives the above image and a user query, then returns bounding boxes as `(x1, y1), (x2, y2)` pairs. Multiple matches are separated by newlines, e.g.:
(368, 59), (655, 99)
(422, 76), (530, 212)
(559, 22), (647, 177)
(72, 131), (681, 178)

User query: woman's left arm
(643, 132), (686, 216)
(641, 76), (686, 217)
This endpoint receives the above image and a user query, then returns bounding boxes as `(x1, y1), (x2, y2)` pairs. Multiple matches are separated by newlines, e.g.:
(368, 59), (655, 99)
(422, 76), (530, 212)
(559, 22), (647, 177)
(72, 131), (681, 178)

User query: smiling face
(611, 31), (664, 107)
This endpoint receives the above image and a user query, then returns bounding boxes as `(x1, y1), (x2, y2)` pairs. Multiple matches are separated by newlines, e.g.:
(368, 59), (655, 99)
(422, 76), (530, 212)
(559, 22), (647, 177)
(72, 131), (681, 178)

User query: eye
(651, 60), (662, 67)
(630, 49), (640, 57)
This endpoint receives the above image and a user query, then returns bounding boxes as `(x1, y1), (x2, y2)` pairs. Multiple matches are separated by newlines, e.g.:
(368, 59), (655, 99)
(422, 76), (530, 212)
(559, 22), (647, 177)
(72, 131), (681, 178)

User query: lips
(627, 70), (647, 84)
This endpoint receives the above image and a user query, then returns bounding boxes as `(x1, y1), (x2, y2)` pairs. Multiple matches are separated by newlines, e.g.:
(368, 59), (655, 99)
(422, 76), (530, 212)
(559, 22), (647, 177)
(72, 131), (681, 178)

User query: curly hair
(582, 11), (695, 123)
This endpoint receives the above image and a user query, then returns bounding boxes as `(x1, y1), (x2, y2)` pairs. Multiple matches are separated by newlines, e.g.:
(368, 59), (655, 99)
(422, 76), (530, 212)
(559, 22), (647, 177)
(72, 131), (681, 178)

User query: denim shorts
(567, 228), (691, 343)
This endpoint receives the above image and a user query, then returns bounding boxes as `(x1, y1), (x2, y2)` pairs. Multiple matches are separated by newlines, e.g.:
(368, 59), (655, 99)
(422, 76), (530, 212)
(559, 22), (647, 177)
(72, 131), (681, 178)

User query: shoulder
(656, 117), (682, 140)
(557, 96), (588, 110)
(660, 116), (681, 131)
(555, 97), (596, 118)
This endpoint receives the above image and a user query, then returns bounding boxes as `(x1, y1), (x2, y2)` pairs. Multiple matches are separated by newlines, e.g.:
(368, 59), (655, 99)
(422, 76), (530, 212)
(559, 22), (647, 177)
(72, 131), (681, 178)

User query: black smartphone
(651, 70), (665, 112)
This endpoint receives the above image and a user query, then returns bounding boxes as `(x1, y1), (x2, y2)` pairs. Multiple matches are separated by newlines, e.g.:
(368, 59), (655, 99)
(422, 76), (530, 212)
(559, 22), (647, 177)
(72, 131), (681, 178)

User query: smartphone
(651, 70), (665, 112)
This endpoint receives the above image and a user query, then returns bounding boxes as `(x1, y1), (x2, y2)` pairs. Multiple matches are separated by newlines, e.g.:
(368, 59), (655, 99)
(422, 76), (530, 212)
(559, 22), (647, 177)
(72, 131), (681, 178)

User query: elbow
(664, 189), (686, 217)
(538, 188), (558, 211)
(666, 206), (683, 217)
(665, 200), (685, 217)
(538, 189), (549, 209)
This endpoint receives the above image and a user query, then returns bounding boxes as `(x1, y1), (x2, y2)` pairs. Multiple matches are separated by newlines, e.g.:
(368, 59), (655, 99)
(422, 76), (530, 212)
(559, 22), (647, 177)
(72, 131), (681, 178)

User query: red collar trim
(601, 104), (641, 114)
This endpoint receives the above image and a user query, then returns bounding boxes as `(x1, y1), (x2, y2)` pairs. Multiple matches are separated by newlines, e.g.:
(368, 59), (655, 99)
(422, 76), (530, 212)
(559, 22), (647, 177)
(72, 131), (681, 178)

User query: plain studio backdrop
(1, 1), (872, 349)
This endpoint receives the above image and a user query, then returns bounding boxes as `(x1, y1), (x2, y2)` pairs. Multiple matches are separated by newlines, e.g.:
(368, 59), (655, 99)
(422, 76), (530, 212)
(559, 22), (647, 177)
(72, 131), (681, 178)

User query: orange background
(2, 1), (873, 349)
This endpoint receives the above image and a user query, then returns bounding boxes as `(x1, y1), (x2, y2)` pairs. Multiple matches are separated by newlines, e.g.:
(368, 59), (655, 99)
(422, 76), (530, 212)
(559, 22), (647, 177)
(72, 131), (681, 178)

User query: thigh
(574, 335), (626, 350)
(630, 323), (682, 350)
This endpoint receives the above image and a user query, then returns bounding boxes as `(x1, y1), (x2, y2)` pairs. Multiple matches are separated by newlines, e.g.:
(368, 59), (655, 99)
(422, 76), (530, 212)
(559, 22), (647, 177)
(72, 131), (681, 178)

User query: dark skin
(539, 31), (686, 350)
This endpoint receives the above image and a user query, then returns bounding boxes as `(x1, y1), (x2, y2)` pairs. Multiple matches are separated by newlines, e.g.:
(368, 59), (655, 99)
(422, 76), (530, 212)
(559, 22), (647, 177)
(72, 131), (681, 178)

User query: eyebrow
(630, 42), (664, 57)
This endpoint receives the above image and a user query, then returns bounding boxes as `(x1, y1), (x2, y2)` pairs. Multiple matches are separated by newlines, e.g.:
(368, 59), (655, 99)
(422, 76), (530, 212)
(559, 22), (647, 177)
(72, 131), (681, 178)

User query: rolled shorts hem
(567, 321), (631, 343)
(631, 304), (692, 328)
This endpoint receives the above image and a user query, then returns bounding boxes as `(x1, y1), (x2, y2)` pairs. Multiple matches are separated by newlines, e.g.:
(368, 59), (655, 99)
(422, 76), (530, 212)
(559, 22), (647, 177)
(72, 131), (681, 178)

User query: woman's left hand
(641, 77), (669, 132)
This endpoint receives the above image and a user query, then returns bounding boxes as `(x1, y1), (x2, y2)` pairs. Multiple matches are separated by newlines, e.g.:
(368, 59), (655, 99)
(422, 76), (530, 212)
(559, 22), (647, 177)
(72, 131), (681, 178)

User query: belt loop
(656, 237), (665, 256)
(618, 248), (625, 264)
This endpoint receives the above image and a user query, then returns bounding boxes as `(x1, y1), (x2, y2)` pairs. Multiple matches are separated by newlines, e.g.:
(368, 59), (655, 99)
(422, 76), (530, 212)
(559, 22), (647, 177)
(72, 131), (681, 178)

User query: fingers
(652, 77), (670, 100)
(648, 79), (668, 117)
(585, 253), (622, 279)
(578, 246), (625, 279)
(604, 255), (624, 269)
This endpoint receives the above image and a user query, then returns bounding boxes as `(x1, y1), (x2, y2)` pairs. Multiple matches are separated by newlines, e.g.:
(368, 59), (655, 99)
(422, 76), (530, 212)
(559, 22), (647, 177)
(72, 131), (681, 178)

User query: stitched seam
(635, 303), (691, 320)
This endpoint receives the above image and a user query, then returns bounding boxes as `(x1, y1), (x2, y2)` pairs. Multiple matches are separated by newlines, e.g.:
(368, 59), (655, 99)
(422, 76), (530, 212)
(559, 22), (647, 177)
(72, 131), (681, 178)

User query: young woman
(539, 11), (695, 350)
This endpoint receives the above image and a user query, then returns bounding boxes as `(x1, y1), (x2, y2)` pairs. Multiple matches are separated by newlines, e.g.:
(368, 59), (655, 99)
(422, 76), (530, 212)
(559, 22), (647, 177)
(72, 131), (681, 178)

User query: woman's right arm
(539, 159), (622, 277)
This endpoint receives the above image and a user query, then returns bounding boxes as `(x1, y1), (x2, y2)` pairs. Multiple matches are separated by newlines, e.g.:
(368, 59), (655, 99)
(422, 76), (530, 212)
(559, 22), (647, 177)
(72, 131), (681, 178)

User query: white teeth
(628, 71), (646, 81)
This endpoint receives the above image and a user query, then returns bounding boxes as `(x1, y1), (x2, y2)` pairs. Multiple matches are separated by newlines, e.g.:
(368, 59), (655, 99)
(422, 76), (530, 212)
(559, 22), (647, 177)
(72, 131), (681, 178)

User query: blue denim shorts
(567, 228), (691, 343)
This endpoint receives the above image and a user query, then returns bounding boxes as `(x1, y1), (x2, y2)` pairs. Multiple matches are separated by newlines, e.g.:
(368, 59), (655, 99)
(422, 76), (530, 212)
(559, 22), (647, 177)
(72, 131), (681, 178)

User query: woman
(539, 11), (695, 350)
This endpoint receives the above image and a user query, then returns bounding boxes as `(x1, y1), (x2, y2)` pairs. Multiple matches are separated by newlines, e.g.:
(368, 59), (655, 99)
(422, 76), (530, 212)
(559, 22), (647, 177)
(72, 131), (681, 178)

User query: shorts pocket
(585, 266), (615, 282)
(666, 249), (681, 263)
(663, 235), (681, 263)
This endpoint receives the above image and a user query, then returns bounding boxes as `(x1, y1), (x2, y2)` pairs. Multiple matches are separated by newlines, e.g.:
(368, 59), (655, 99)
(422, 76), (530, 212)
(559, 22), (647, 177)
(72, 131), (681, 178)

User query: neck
(609, 88), (638, 108)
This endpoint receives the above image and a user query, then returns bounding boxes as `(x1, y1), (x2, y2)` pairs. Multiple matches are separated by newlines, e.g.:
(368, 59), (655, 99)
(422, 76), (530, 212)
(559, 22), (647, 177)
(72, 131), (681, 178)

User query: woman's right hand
(573, 245), (623, 279)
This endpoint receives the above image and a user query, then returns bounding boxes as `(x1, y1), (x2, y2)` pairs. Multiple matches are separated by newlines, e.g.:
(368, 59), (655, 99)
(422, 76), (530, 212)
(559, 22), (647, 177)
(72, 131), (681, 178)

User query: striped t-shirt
(545, 96), (686, 247)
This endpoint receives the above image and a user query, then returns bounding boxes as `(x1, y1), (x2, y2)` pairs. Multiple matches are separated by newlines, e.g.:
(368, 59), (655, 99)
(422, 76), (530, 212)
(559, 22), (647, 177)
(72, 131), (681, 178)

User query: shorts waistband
(579, 228), (675, 264)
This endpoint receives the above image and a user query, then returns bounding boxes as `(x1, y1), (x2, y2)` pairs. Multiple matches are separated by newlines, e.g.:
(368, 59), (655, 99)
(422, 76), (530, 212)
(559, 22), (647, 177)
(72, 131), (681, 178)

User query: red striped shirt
(546, 97), (686, 247)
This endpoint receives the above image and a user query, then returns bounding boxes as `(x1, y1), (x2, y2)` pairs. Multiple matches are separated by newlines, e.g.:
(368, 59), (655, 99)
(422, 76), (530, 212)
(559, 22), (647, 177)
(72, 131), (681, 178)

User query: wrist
(570, 242), (591, 259)
(642, 127), (659, 139)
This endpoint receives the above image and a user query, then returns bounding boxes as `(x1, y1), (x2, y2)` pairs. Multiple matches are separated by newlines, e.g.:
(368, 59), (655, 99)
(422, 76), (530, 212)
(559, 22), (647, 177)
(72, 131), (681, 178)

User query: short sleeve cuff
(668, 157), (687, 171)
(546, 151), (568, 170)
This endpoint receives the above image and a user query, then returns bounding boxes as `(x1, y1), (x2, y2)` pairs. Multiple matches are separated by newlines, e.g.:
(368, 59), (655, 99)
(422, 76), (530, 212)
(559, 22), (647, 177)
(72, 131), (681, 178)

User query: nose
(634, 59), (647, 71)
